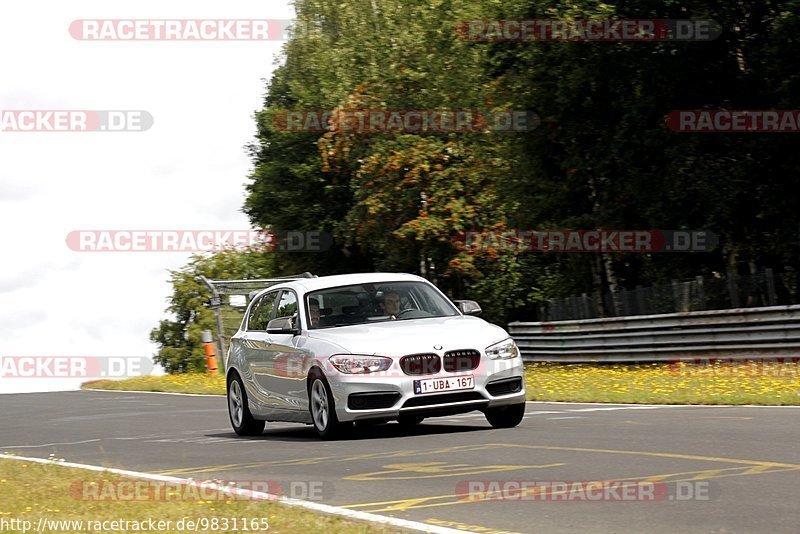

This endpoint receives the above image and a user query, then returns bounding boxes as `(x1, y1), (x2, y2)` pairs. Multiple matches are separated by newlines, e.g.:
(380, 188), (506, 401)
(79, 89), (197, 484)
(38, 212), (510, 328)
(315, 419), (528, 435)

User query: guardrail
(508, 305), (800, 362)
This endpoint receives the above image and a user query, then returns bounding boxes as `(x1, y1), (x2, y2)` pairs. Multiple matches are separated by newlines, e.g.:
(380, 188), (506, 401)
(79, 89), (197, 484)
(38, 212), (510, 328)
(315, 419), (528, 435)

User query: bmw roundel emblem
(433, 344), (443, 350)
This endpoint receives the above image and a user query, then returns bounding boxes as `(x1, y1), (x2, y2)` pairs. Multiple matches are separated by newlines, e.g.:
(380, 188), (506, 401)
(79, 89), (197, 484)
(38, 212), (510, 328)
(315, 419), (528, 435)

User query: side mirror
(267, 316), (299, 335)
(454, 300), (482, 316)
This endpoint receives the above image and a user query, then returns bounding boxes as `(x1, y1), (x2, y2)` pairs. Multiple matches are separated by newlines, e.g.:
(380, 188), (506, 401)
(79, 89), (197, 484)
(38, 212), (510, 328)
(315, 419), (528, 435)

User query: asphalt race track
(2, 391), (799, 533)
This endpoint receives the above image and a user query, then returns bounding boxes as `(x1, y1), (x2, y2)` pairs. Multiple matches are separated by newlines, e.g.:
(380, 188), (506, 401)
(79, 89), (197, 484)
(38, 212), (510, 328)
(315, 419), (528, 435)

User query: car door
(240, 290), (279, 408)
(263, 289), (308, 411)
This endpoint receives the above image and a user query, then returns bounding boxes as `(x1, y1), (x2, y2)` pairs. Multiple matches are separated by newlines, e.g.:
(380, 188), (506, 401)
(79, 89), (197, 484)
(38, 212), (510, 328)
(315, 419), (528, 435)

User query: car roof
(254, 272), (427, 300)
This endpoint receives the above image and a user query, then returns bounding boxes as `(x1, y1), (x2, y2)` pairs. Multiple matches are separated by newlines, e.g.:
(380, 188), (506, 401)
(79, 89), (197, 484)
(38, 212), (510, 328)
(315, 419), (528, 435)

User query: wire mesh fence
(533, 268), (800, 322)
(200, 273), (315, 357)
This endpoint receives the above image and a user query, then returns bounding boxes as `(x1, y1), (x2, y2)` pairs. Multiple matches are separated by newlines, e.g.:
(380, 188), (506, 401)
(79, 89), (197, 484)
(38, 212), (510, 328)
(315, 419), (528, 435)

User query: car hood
(306, 315), (509, 356)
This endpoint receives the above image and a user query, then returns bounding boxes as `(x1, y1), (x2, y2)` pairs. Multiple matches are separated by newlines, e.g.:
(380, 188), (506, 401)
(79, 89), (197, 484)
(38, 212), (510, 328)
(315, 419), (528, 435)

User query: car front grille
(347, 392), (401, 410)
(443, 349), (481, 372)
(400, 353), (441, 375)
(486, 377), (523, 396)
(402, 391), (485, 408)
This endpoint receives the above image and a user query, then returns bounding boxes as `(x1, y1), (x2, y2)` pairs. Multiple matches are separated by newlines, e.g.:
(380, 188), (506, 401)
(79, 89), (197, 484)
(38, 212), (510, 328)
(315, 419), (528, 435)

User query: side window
(276, 290), (298, 319)
(247, 291), (278, 331)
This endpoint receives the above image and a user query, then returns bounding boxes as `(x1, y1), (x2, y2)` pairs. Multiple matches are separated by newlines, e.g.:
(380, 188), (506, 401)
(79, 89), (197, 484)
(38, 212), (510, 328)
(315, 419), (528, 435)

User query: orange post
(202, 330), (218, 376)
(204, 342), (218, 375)
(200, 330), (218, 376)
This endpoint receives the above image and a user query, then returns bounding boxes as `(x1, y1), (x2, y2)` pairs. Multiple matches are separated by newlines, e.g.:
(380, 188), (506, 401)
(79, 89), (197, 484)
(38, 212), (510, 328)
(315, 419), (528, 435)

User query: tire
(484, 403), (525, 428)
(308, 375), (347, 439)
(397, 414), (424, 427)
(227, 373), (265, 436)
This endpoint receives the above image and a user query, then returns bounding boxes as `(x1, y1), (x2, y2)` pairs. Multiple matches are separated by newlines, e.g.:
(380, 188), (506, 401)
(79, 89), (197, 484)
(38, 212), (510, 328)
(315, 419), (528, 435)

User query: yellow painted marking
(344, 461), (564, 481)
(345, 464), (800, 513)
(156, 441), (800, 515)
(426, 518), (523, 534)
(489, 443), (800, 468)
(695, 416), (754, 420)
(155, 443), (506, 475)
(341, 444), (800, 512)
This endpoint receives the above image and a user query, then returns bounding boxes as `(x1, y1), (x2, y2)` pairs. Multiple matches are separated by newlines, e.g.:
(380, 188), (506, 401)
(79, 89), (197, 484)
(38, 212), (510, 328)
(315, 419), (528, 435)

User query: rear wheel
(227, 373), (265, 436)
(309, 376), (347, 439)
(484, 403), (525, 428)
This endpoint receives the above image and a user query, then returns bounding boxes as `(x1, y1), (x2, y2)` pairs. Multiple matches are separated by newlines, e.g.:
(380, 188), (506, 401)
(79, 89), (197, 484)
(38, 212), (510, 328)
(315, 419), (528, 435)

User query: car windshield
(306, 281), (459, 329)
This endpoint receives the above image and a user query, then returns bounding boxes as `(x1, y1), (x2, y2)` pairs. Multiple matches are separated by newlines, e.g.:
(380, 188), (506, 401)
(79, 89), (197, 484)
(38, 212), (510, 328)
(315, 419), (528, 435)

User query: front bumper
(327, 357), (526, 422)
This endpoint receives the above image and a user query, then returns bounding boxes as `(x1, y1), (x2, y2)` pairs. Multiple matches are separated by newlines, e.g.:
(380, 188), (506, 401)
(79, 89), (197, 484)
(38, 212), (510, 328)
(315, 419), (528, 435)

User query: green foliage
(150, 249), (274, 374)
(493, 0), (800, 289)
(245, 0), (800, 324)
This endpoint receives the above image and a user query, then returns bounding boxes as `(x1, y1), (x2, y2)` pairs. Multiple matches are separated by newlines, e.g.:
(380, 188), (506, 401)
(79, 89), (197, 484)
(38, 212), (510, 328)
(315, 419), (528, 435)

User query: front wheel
(484, 403), (525, 428)
(309, 376), (347, 439)
(228, 373), (265, 436)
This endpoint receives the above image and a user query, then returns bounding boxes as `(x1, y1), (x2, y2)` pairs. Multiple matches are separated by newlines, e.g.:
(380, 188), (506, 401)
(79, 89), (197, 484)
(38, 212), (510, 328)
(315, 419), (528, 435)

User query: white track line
(0, 439), (101, 449)
(0, 453), (472, 534)
(80, 389), (800, 407)
(526, 400), (800, 408)
(81, 389), (223, 397)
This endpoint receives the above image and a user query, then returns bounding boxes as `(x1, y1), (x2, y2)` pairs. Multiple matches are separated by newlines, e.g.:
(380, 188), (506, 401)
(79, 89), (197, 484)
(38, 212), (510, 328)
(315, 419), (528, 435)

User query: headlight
(329, 354), (393, 374)
(485, 338), (520, 360)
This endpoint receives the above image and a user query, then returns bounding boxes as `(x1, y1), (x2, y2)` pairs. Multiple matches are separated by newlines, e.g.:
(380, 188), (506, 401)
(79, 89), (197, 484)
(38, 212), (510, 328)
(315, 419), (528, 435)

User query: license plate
(413, 375), (474, 395)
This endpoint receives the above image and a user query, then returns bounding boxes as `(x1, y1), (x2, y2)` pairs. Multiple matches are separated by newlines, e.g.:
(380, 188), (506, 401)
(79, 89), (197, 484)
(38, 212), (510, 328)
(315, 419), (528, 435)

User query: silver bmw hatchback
(226, 272), (526, 439)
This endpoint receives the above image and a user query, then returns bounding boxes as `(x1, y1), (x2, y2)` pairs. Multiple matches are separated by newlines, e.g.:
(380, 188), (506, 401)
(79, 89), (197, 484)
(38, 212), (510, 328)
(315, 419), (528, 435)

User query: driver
(308, 297), (321, 327)
(383, 291), (401, 319)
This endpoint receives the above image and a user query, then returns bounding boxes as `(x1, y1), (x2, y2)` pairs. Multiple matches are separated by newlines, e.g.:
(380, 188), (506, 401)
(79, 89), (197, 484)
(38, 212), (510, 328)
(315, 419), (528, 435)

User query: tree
(150, 248), (274, 373)
(245, 0), (800, 324)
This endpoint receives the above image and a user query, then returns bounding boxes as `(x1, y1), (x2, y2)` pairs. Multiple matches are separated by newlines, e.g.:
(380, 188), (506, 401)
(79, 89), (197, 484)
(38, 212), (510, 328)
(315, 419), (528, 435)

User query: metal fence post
(199, 275), (227, 370)
(570, 295), (580, 320)
(671, 280), (681, 312)
(695, 276), (706, 310)
(636, 285), (646, 315)
(727, 271), (740, 308)
(682, 281), (690, 311)
(765, 268), (778, 306)
(621, 288), (630, 316)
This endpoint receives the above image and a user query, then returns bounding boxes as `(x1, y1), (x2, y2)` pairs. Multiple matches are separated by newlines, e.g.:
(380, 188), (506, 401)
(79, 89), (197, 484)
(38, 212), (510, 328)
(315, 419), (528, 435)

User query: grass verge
(0, 458), (396, 533)
(82, 374), (226, 395)
(525, 361), (800, 405)
(83, 360), (800, 405)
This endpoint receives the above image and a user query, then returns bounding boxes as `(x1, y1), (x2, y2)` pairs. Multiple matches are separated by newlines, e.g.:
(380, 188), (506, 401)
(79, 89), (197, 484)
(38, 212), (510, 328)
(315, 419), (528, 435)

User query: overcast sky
(0, 0), (294, 393)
